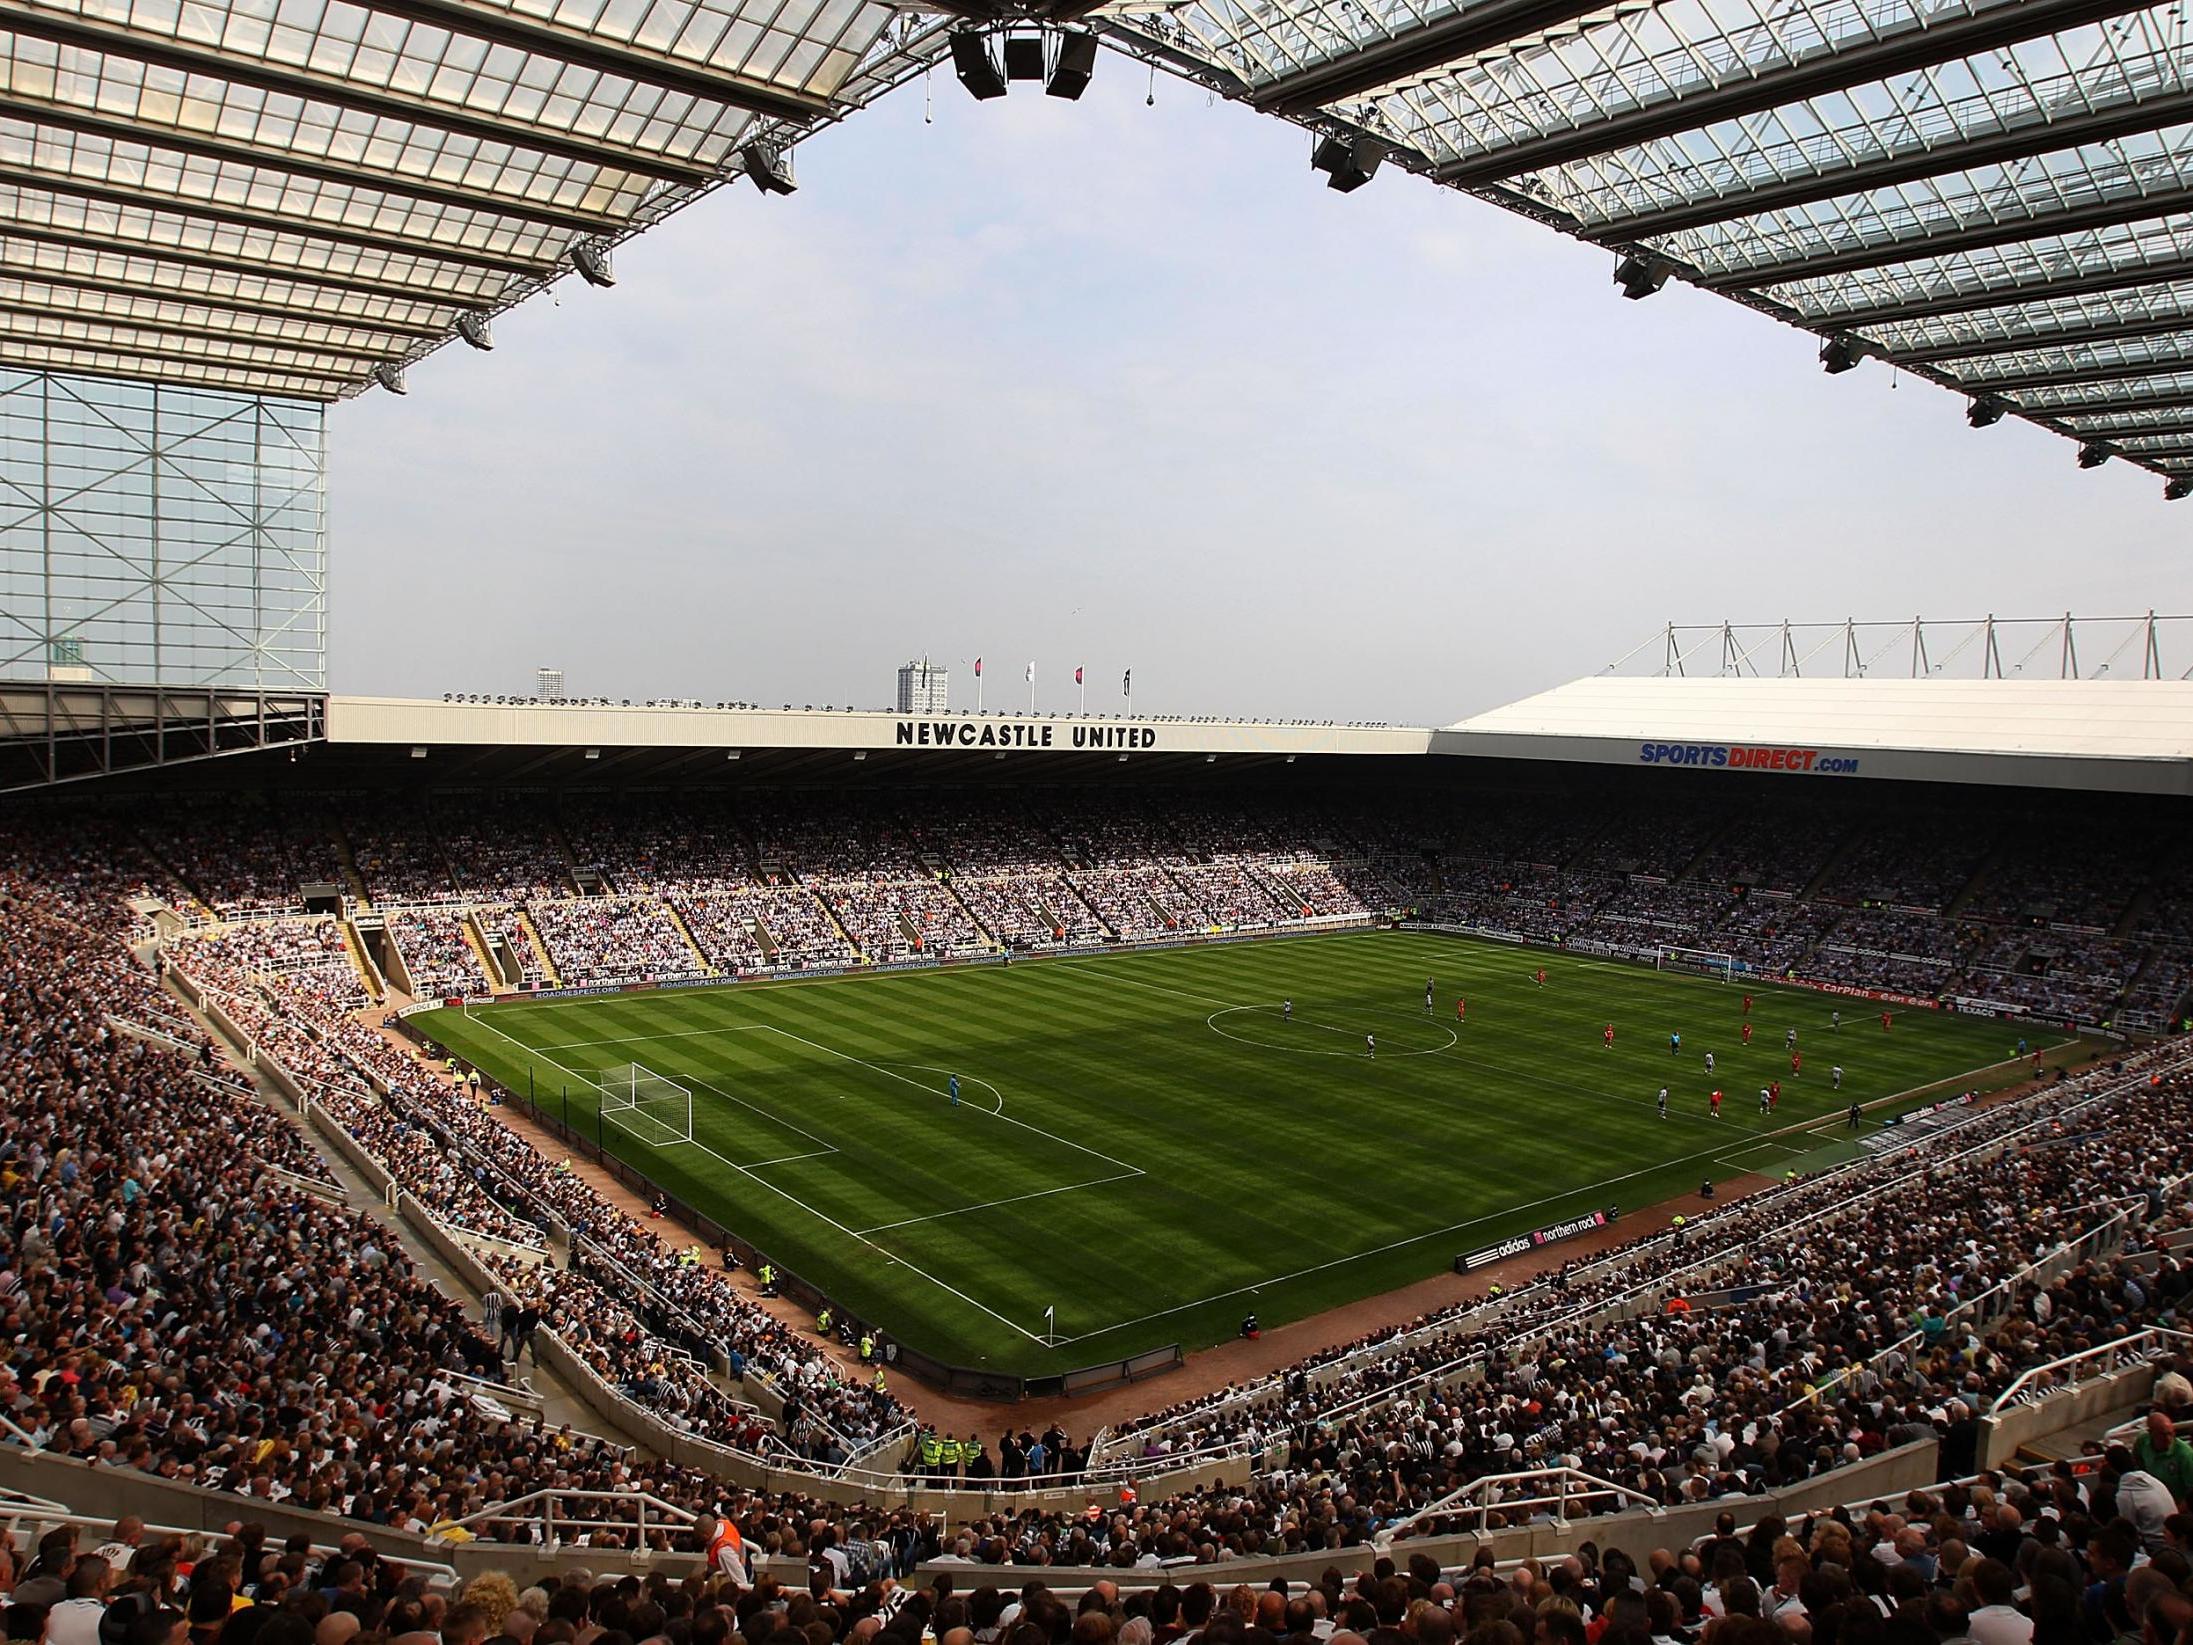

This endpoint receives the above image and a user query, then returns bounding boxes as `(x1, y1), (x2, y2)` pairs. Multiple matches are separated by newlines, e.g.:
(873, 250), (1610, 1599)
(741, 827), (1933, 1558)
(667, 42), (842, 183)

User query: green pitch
(417, 929), (2068, 1377)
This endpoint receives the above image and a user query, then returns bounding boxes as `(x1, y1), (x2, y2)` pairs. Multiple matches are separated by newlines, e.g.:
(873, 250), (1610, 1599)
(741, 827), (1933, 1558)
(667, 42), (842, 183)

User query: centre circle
(1206, 1005), (1460, 1058)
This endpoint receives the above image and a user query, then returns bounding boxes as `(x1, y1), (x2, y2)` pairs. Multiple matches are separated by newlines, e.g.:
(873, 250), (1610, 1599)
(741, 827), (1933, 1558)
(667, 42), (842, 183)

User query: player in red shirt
(1456, 998), (1466, 1023)
(1603, 1023), (1616, 1050)
(1740, 1021), (1753, 1046)
(1535, 967), (1547, 987)
(1742, 993), (1753, 1015)
(1709, 1088), (1723, 1117)
(1768, 1078), (1780, 1111)
(1881, 1010), (1893, 1031)
(1791, 1049), (1803, 1076)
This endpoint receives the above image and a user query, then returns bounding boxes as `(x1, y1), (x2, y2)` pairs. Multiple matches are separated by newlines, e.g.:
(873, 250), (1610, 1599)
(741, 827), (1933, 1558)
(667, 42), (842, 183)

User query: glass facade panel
(0, 368), (325, 687)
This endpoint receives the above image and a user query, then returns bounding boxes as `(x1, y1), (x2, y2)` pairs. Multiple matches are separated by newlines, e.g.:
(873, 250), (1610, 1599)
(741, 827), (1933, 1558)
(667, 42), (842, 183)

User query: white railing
(0, 1487), (458, 1588)
(432, 1487), (699, 1547)
(1986, 1326), (2193, 1416)
(1374, 1467), (1661, 1548)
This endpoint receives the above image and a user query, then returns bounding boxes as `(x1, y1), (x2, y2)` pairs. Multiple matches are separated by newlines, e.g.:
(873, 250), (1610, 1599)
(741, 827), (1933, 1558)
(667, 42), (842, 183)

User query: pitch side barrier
(438, 913), (1383, 1008)
(1400, 922), (2122, 1035)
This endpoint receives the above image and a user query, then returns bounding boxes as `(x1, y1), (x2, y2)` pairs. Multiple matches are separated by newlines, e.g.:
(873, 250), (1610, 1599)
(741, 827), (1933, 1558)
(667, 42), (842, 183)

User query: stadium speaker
(1613, 254), (1671, 300)
(571, 242), (616, 287)
(1047, 30), (1098, 98)
(2078, 441), (2112, 469)
(1003, 32), (1046, 80)
(2166, 477), (2192, 501)
(1818, 336), (1865, 374)
(740, 142), (797, 195)
(1311, 134), (1383, 192)
(951, 31), (1007, 99)
(1966, 396), (2007, 429)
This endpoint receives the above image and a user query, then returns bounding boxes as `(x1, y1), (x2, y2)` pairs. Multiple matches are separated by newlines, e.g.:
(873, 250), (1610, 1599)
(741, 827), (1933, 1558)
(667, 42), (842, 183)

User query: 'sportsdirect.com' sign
(1458, 1208), (1609, 1272)
(1638, 742), (1861, 775)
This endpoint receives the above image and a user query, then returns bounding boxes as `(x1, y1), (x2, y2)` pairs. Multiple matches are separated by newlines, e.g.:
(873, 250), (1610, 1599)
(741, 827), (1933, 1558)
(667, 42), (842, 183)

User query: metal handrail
(432, 1487), (699, 1547)
(0, 1488), (458, 1587)
(1986, 1326), (2193, 1416)
(1374, 1466), (1661, 1548)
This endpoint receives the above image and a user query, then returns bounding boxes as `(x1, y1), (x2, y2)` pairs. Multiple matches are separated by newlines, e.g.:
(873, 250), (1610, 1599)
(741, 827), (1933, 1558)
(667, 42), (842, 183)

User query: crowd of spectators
(526, 900), (710, 987)
(46, 786), (2185, 1028)
(6, 794), (2193, 1583)
(387, 909), (494, 998)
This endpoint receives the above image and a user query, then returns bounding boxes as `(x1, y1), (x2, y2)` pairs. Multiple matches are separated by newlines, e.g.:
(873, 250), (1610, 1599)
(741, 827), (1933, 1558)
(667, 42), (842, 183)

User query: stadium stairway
(2011, 1397), (2148, 1467)
(1798, 830), (1863, 902)
(462, 912), (508, 990)
(1159, 864), (1215, 926)
(1946, 841), (2010, 918)
(341, 917), (390, 999)
(940, 875), (995, 947)
(547, 818), (590, 896)
(331, 829), (374, 909)
(811, 884), (862, 958)
(662, 900), (717, 974)
(516, 908), (562, 987)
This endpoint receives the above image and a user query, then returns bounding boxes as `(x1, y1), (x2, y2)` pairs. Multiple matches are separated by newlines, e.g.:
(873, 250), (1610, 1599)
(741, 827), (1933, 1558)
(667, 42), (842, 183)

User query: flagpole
(1027, 662), (1036, 715)
(1078, 674), (1085, 716)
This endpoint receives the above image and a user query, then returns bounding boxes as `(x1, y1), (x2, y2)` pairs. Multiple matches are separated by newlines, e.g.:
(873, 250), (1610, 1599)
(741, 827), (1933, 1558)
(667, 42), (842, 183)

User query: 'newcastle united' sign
(896, 719), (1158, 749)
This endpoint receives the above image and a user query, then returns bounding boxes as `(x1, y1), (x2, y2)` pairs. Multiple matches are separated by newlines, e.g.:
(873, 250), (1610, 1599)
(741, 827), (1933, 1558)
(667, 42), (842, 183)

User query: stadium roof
(1090, 0), (2193, 487)
(10, 0), (2193, 483)
(0, 0), (952, 400)
(1433, 675), (2193, 793)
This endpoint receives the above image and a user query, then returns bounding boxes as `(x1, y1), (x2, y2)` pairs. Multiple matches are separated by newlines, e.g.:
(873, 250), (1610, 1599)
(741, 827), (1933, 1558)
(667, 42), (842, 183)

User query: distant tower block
(537, 668), (565, 702)
(897, 658), (949, 714)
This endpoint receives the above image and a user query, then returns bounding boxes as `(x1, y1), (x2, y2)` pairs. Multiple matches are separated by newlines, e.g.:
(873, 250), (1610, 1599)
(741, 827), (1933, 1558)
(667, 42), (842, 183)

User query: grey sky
(329, 54), (2190, 727)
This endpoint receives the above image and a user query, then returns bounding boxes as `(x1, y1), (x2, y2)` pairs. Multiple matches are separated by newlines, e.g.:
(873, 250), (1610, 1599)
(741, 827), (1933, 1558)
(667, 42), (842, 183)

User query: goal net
(598, 1062), (694, 1147)
(1657, 945), (1736, 982)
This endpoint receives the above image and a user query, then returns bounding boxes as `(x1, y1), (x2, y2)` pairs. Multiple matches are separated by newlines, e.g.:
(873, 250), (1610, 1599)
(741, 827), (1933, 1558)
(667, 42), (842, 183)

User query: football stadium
(7, 0), (2193, 1628)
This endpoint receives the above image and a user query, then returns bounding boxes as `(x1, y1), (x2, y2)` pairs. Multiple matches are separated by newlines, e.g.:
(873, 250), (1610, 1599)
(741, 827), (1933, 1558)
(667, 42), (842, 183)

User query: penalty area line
(453, 998), (1051, 1346)
(853, 1167), (1147, 1236)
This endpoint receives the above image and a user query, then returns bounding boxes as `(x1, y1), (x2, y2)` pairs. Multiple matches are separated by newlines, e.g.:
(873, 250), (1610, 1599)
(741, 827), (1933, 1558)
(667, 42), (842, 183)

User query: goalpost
(598, 1062), (695, 1147)
(1657, 945), (1737, 983)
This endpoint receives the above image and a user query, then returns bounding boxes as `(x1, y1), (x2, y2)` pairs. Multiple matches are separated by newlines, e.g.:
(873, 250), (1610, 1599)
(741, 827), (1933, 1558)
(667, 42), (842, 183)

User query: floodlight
(951, 32), (1006, 99)
(2078, 442), (2111, 469)
(1311, 134), (1382, 192)
(2167, 477), (2192, 501)
(457, 314), (493, 351)
(1966, 397), (2007, 428)
(571, 242), (616, 287)
(1048, 31), (1097, 98)
(1003, 33), (1045, 80)
(740, 143), (797, 196)
(372, 363), (407, 394)
(1819, 337), (1866, 374)
(1613, 254), (1672, 300)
